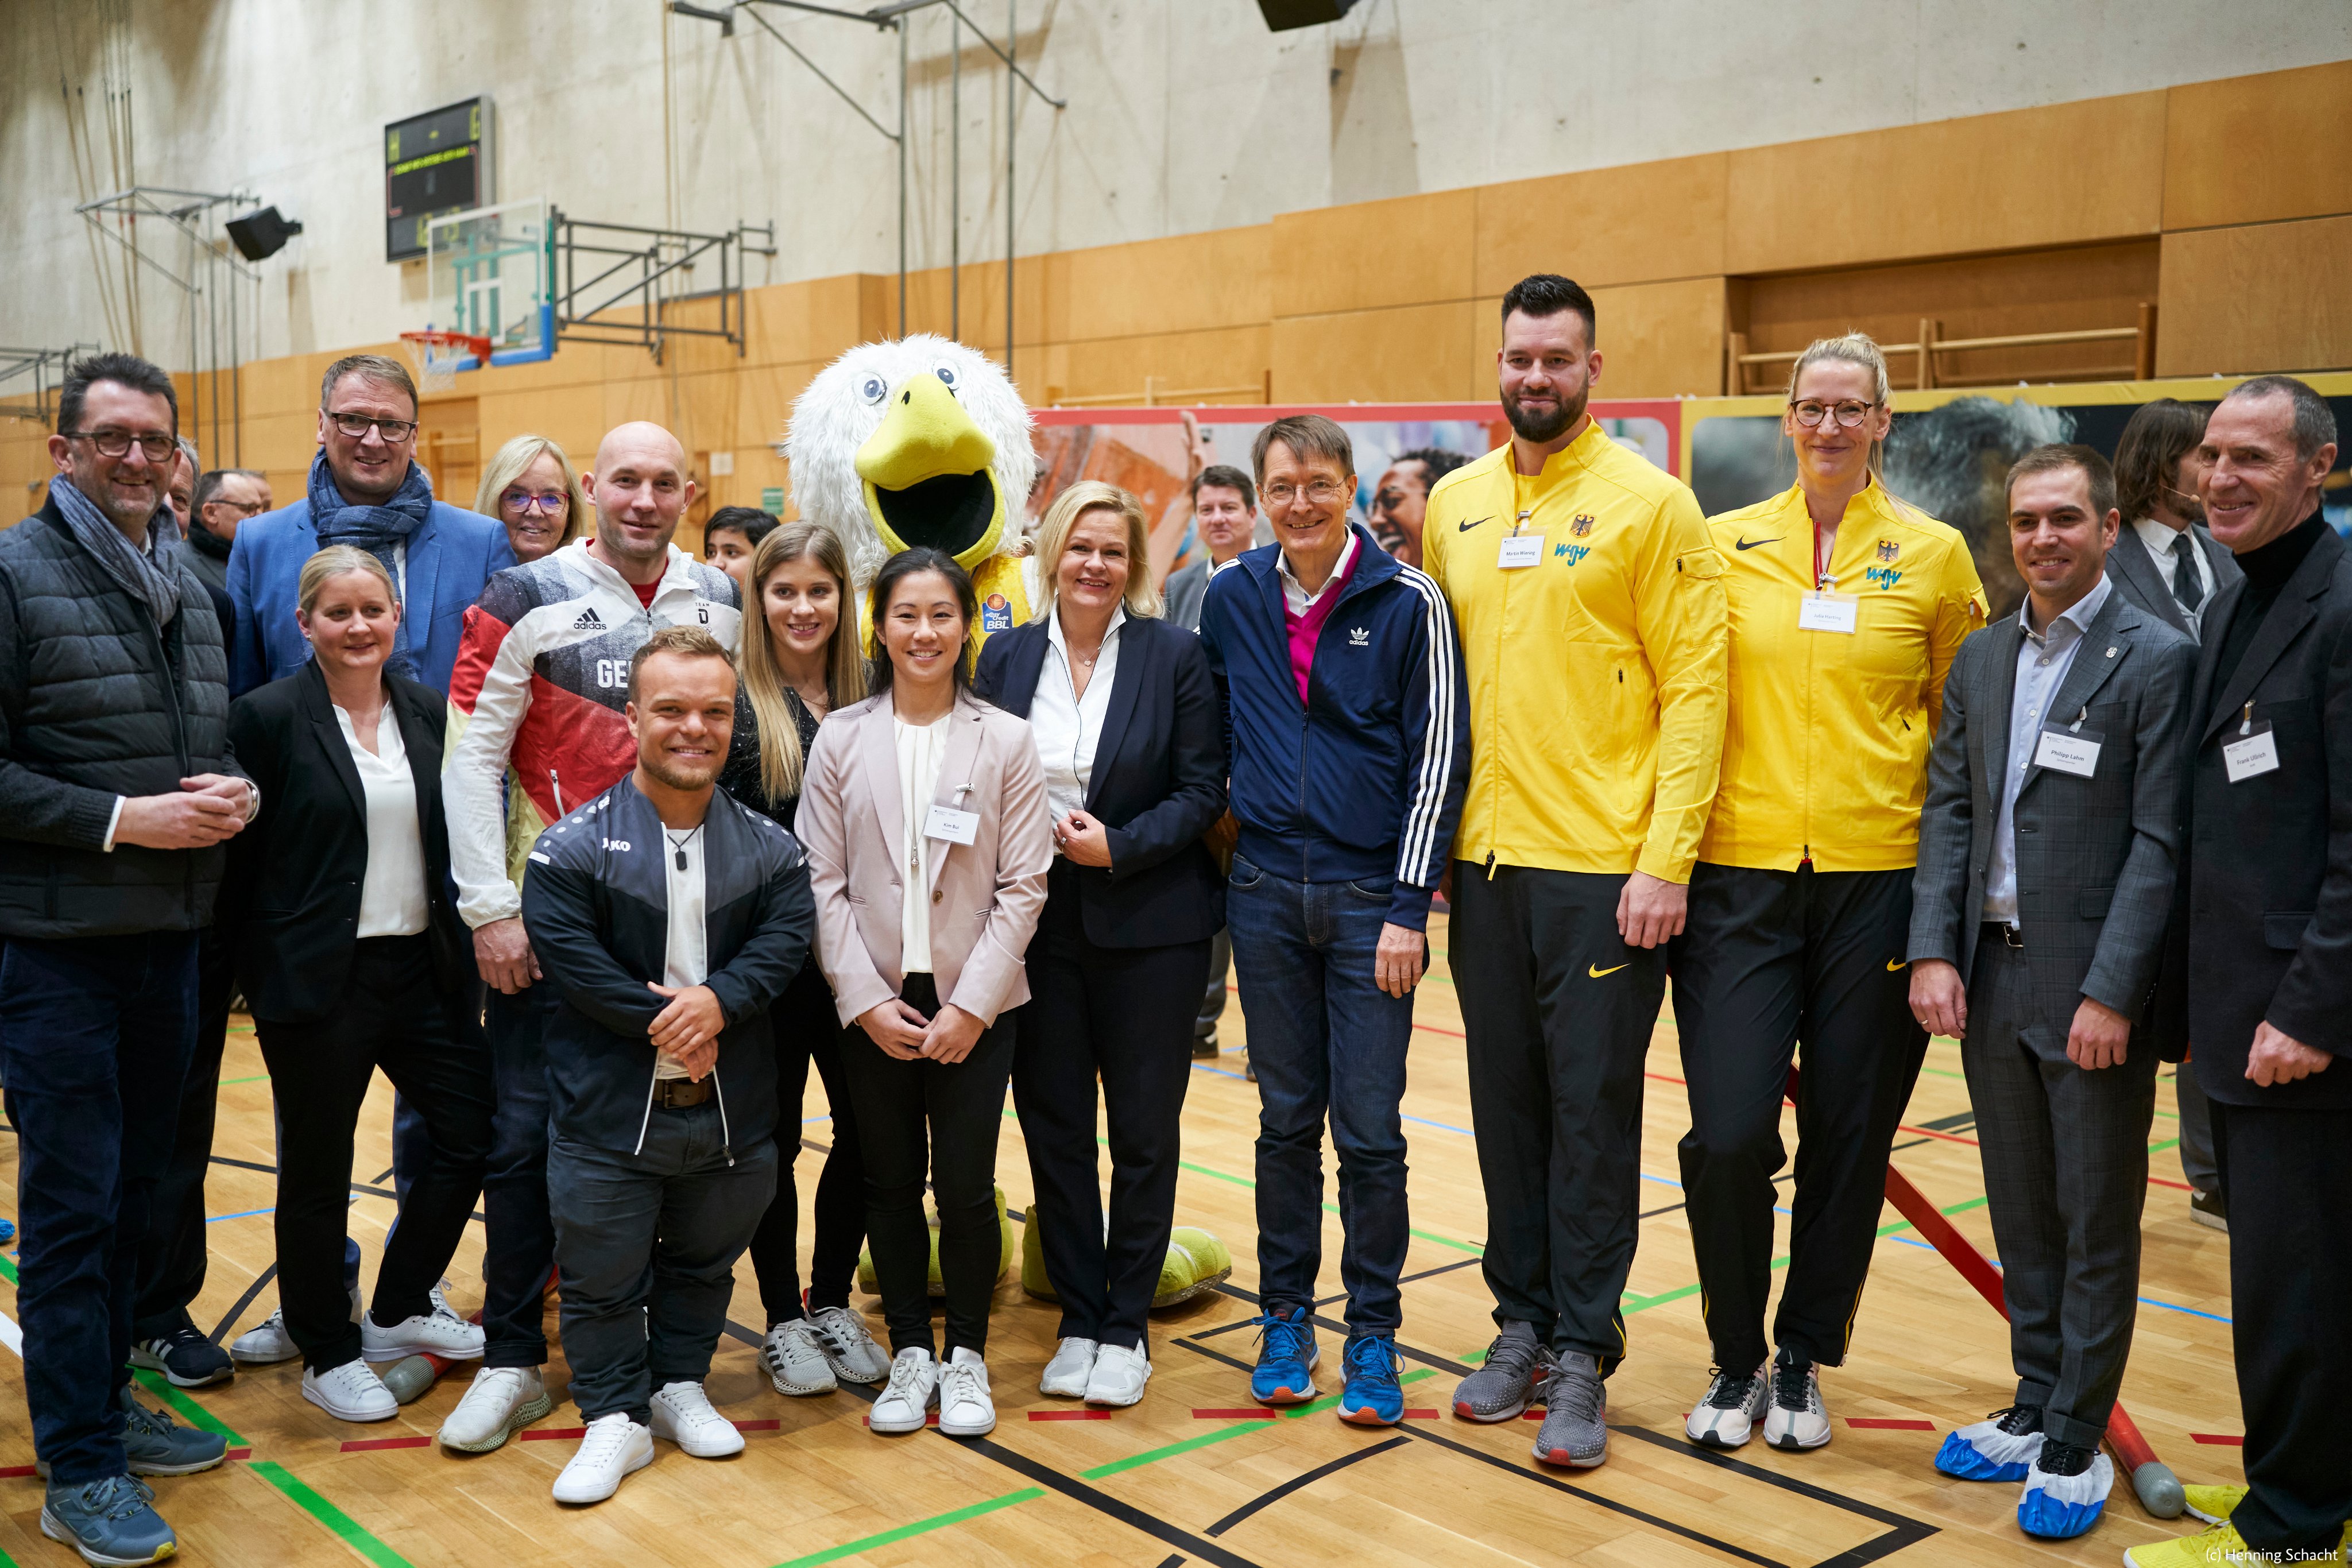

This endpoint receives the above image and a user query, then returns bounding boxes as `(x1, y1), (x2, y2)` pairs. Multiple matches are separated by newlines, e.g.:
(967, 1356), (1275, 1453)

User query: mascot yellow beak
(854, 372), (1007, 570)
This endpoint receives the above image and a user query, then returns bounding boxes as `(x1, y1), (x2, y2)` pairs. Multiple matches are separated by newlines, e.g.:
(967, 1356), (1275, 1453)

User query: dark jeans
(1196, 928), (1231, 1043)
(131, 920), (235, 1341)
(1014, 869), (1210, 1348)
(1669, 864), (1927, 1370)
(745, 963), (868, 1324)
(549, 1106), (776, 1423)
(1, 931), (196, 1484)
(1227, 853), (1413, 1338)
(835, 973), (1013, 1357)
(256, 936), (496, 1372)
(483, 978), (560, 1367)
(1452, 864), (1661, 1369)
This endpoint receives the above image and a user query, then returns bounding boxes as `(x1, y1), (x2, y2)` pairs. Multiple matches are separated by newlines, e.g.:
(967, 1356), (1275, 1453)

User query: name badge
(1798, 591), (1859, 634)
(2223, 725), (2280, 784)
(2033, 727), (2102, 778)
(1497, 534), (1545, 569)
(924, 803), (980, 845)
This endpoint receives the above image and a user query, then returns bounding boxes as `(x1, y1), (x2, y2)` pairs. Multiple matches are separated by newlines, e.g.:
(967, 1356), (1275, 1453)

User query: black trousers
(131, 920), (235, 1341)
(1669, 864), (1925, 1371)
(254, 936), (496, 1373)
(2214, 1102), (2352, 1556)
(1453, 864), (1665, 1370)
(745, 962), (869, 1324)
(1013, 869), (1210, 1349)
(835, 973), (1013, 1357)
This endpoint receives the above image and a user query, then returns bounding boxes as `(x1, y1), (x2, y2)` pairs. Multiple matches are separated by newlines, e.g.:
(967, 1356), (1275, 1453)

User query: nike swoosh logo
(1458, 516), (1492, 532)
(1734, 536), (1784, 551)
(1589, 963), (1630, 979)
(1886, 959), (1908, 971)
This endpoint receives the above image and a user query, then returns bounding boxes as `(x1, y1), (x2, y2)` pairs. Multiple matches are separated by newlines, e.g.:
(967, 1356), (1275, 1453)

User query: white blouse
(895, 713), (948, 974)
(1031, 606), (1124, 841)
(332, 703), (428, 940)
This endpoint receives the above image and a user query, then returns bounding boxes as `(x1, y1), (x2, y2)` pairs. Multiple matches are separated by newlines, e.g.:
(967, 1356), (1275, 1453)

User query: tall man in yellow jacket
(1426, 276), (1727, 1471)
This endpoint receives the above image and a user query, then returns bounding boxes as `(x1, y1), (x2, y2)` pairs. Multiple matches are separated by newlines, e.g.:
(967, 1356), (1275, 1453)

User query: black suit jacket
(223, 659), (470, 1022)
(973, 613), (1228, 948)
(2105, 520), (2242, 641)
(2154, 522), (2352, 1106)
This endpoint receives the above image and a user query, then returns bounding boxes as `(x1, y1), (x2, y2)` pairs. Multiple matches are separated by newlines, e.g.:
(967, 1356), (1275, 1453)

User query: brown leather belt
(652, 1077), (714, 1108)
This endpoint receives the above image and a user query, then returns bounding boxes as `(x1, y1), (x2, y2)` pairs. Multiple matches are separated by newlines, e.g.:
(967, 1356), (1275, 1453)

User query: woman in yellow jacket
(1674, 334), (1986, 1455)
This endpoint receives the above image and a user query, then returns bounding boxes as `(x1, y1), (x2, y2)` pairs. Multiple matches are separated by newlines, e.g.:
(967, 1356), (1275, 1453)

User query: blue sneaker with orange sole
(1337, 1335), (1404, 1426)
(1249, 1306), (1318, 1404)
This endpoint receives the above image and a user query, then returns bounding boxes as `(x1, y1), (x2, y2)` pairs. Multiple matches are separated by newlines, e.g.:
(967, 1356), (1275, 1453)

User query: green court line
(130, 1370), (246, 1445)
(247, 1460), (415, 1568)
(219, 1074), (270, 1085)
(1623, 1193), (1993, 1317)
(0, 1254), (17, 1285)
(1079, 1420), (1268, 1478)
(771, 1488), (1044, 1568)
(2148, 1137), (2181, 1154)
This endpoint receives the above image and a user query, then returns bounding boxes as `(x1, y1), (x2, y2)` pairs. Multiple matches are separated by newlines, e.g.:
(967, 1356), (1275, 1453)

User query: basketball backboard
(424, 197), (552, 368)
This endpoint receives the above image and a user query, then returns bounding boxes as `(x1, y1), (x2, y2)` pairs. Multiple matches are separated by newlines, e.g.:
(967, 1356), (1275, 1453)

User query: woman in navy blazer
(973, 481), (1227, 1408)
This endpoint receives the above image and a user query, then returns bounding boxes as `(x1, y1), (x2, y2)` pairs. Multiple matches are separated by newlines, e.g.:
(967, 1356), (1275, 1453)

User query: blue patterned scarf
(308, 451), (432, 679)
(50, 475), (183, 630)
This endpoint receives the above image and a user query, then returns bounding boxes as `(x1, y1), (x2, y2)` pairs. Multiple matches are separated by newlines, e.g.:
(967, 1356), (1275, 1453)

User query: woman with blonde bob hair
(715, 520), (891, 1400)
(973, 481), (1227, 1408)
(474, 435), (588, 563)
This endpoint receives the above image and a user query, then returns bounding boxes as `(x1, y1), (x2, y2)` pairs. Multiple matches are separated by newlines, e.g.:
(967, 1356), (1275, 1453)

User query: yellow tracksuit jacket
(1423, 422), (1727, 882)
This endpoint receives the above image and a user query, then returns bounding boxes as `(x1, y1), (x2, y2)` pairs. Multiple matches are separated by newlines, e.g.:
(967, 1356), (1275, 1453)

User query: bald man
(435, 419), (745, 1455)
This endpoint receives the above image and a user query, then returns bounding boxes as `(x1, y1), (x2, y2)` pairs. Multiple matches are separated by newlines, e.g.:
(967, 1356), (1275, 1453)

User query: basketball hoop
(400, 329), (493, 394)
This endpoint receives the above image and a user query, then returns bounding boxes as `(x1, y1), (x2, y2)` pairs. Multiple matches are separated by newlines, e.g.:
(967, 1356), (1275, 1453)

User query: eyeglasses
(63, 429), (177, 461)
(500, 489), (568, 516)
(204, 497), (269, 518)
(1261, 479), (1347, 505)
(1790, 399), (1879, 429)
(324, 411), (418, 442)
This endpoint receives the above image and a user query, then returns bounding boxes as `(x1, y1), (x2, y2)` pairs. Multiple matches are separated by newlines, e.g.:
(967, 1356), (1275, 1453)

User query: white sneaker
(762, 1319), (838, 1397)
(551, 1412), (653, 1505)
(438, 1366), (553, 1453)
(229, 1310), (300, 1366)
(428, 1281), (462, 1322)
(649, 1381), (744, 1457)
(1040, 1337), (1098, 1399)
(1084, 1342), (1150, 1408)
(301, 1359), (398, 1422)
(361, 1310), (486, 1364)
(808, 1304), (892, 1385)
(1761, 1353), (1832, 1451)
(937, 1348), (996, 1437)
(1684, 1362), (1770, 1450)
(869, 1348), (937, 1435)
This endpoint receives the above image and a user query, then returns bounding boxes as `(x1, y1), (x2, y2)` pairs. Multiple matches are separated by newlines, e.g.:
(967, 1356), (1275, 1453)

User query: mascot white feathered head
(783, 332), (1037, 638)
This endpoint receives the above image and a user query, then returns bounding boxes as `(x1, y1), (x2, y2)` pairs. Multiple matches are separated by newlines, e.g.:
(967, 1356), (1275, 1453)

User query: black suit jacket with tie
(2105, 519), (2243, 641)
(973, 612), (1228, 949)
(223, 659), (472, 1023)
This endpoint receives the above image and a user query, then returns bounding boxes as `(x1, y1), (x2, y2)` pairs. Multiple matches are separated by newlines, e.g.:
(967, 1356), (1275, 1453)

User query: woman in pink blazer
(796, 547), (1051, 1442)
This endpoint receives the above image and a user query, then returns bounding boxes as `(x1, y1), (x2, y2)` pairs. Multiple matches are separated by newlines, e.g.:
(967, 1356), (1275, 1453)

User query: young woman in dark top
(715, 520), (888, 1395)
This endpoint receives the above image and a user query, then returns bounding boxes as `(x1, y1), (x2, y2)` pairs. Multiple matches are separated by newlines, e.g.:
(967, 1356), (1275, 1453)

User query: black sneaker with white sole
(128, 1327), (233, 1389)
(1761, 1348), (1831, 1451)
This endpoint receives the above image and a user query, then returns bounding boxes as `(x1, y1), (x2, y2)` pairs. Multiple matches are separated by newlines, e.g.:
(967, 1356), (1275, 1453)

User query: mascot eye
(933, 363), (959, 392)
(859, 375), (887, 406)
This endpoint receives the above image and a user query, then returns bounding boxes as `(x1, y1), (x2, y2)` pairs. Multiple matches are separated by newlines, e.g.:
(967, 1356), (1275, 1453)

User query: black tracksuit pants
(745, 962), (869, 1325)
(1669, 863), (1925, 1372)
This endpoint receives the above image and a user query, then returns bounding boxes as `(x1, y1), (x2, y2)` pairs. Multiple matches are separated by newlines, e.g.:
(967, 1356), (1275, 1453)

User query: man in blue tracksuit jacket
(1199, 413), (1468, 1427)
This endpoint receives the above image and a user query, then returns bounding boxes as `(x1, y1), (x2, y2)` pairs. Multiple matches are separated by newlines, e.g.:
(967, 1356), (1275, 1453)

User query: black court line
(1312, 1255), (1482, 1308)
(208, 1263), (279, 1346)
(1203, 1279), (1475, 1377)
(1205, 1434), (1407, 1536)
(207, 1154), (482, 1221)
(1152, 1558), (1184, 1568)
(369, 1166), (394, 1185)
(1913, 1109), (1978, 1135)
(1611, 1426), (1939, 1567)
(1173, 1337), (1256, 1377)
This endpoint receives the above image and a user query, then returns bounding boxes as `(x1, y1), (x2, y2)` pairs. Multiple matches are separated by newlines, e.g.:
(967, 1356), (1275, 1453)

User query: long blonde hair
(474, 434), (588, 551)
(740, 521), (866, 804)
(1028, 480), (1163, 622)
(1785, 332), (1894, 479)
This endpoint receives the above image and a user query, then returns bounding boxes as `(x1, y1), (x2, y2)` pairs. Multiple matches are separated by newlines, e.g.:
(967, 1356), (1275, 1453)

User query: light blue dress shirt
(1982, 574), (2112, 928)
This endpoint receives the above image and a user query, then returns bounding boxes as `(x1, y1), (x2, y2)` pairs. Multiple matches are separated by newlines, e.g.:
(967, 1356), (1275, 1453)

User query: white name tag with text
(2033, 729), (2101, 778)
(924, 803), (980, 845)
(1798, 591), (1859, 634)
(2223, 726), (2280, 784)
(1497, 534), (1545, 569)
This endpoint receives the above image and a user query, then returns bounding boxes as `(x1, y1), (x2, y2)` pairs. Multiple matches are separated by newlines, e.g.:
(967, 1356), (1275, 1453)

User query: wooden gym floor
(0, 915), (2242, 1567)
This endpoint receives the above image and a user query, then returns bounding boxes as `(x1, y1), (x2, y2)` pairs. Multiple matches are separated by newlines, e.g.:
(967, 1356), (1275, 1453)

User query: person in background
(228, 354), (514, 696)
(523, 626), (814, 1506)
(439, 420), (741, 1455)
(166, 439), (199, 534)
(976, 482), (1226, 1408)
(705, 506), (779, 597)
(1366, 447), (1468, 569)
(1672, 334), (1983, 1456)
(1200, 413), (1468, 1429)
(2101, 397), (2238, 1232)
(716, 520), (892, 1400)
(181, 469), (271, 599)
(476, 435), (589, 566)
(1910, 446), (2191, 1542)
(225, 547), (497, 1423)
(1, 352), (250, 1567)
(798, 548), (1051, 1443)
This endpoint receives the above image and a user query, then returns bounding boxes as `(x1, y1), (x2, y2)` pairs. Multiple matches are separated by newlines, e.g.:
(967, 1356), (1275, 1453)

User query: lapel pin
(2106, 646), (2117, 657)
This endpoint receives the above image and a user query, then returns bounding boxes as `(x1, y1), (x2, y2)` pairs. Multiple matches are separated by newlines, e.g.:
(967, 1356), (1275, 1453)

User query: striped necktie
(2170, 531), (2204, 613)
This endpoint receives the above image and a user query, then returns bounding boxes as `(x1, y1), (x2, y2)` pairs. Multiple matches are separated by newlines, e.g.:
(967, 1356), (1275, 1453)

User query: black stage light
(1256, 0), (1360, 30)
(226, 206), (304, 262)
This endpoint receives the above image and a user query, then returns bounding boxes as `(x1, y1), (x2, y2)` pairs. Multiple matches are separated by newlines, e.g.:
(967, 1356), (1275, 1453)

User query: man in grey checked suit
(1906, 444), (2194, 1543)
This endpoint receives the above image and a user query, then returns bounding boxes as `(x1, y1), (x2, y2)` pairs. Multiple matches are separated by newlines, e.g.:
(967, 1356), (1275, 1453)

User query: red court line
(340, 1436), (430, 1452)
(2191, 1434), (2245, 1446)
(1847, 1418), (1935, 1431)
(519, 1427), (587, 1441)
(733, 1419), (780, 1433)
(0, 1465), (33, 1478)
(510, 1420), (775, 1443)
(862, 1415), (942, 1427)
(1192, 1408), (1278, 1419)
(1029, 1410), (1112, 1421)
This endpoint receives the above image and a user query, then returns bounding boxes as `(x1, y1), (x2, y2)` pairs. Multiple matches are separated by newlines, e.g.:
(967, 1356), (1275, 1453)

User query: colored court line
(1192, 1409), (1277, 1420)
(770, 1487), (1044, 1568)
(341, 1435), (431, 1452)
(1847, 1418), (1936, 1431)
(1028, 1410), (1111, 1421)
(1168, 1152), (1488, 1257)
(219, 1074), (270, 1085)
(207, 1206), (275, 1223)
(2191, 1434), (2245, 1446)
(130, 1370), (246, 1445)
(1878, 1232), (2233, 1322)
(247, 1460), (416, 1568)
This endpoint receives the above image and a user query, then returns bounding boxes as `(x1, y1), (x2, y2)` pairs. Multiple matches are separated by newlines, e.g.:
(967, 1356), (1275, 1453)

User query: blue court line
(1883, 1233), (2232, 1322)
(206, 1207), (274, 1224)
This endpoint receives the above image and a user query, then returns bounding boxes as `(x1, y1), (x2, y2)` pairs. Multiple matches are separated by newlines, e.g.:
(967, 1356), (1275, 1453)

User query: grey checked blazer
(2106, 521), (2242, 641)
(1908, 584), (2196, 1059)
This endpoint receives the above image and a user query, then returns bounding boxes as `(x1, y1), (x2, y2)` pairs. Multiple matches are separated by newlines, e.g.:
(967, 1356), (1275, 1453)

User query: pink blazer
(798, 690), (1052, 1028)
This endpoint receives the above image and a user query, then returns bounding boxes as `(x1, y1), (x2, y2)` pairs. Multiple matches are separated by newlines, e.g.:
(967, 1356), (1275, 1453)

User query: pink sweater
(1283, 540), (1359, 704)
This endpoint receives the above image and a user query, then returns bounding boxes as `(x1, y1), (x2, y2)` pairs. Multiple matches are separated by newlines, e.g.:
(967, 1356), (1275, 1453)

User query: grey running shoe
(1531, 1350), (1608, 1469)
(1684, 1362), (1770, 1449)
(41, 1475), (175, 1566)
(120, 1385), (229, 1476)
(1452, 1321), (1556, 1423)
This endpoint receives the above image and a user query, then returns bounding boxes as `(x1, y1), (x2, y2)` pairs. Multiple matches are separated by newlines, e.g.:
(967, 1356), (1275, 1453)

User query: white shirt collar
(1047, 602), (1125, 653)
(1276, 530), (1359, 612)
(2019, 572), (2112, 644)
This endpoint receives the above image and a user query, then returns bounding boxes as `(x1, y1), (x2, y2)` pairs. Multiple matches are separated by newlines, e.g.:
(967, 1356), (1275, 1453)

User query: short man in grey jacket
(1906, 444), (2194, 1544)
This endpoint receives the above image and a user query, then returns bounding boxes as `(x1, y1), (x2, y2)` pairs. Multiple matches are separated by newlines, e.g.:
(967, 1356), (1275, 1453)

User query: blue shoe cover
(2017, 1451), (2113, 1539)
(1935, 1418), (2043, 1481)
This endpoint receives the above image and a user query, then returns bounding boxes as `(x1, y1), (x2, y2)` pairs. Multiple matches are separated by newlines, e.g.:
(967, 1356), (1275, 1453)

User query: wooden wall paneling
(477, 384), (605, 471)
(1587, 277), (1732, 398)
(1272, 300), (1478, 404)
(2163, 60), (2352, 231)
(1042, 325), (1270, 406)
(1041, 224), (1273, 345)
(1473, 153), (1729, 296)
(1271, 189), (1476, 320)
(2157, 215), (2352, 375)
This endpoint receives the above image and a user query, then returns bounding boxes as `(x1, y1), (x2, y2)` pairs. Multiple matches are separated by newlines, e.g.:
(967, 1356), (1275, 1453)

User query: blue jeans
(0, 931), (197, 1483)
(483, 981), (559, 1366)
(1227, 853), (1414, 1337)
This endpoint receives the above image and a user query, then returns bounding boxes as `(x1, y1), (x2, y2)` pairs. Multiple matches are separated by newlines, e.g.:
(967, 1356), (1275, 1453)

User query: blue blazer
(227, 493), (516, 697)
(973, 611), (1228, 948)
